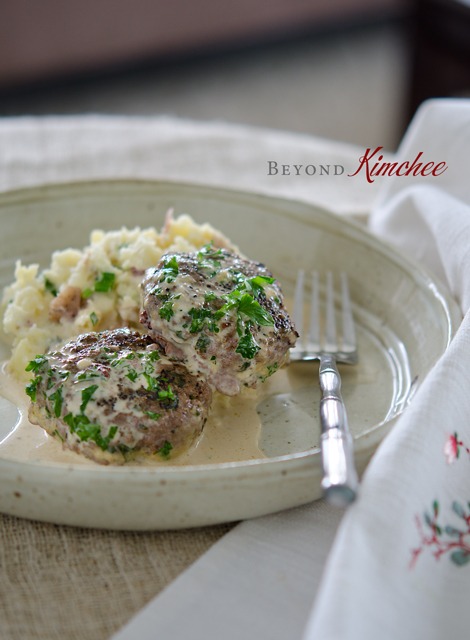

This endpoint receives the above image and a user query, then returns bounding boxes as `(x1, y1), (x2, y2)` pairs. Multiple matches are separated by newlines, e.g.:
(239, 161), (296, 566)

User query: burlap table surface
(0, 115), (377, 640)
(0, 514), (232, 640)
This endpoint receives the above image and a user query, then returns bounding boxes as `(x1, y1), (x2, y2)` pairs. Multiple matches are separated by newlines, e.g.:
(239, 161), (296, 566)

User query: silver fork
(291, 271), (359, 507)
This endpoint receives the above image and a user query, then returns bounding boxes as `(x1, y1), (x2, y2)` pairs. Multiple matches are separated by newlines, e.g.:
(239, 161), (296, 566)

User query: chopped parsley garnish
(159, 256), (179, 283)
(236, 328), (260, 359)
(195, 334), (210, 353)
(64, 413), (118, 451)
(157, 385), (176, 401)
(47, 370), (55, 390)
(245, 275), (276, 297)
(48, 387), (63, 418)
(157, 440), (173, 459)
(110, 352), (136, 367)
(126, 369), (139, 383)
(260, 362), (279, 382)
(80, 384), (99, 413)
(76, 371), (100, 382)
(83, 272), (116, 298)
(197, 244), (224, 261)
(235, 292), (274, 326)
(267, 362), (279, 376)
(169, 266), (277, 360)
(157, 291), (180, 322)
(188, 307), (219, 334)
(90, 311), (99, 326)
(159, 300), (174, 321)
(143, 372), (157, 391)
(196, 244), (224, 274)
(143, 374), (178, 408)
(44, 278), (58, 297)
(25, 376), (42, 402)
(144, 411), (161, 420)
(25, 355), (47, 374)
(94, 272), (116, 292)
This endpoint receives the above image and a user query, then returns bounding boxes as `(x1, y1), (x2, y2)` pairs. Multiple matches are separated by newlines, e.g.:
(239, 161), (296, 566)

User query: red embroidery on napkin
(444, 433), (470, 464)
(410, 500), (470, 568)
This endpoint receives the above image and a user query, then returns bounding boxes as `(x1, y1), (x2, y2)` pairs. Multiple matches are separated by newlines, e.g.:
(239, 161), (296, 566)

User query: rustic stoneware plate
(0, 180), (461, 530)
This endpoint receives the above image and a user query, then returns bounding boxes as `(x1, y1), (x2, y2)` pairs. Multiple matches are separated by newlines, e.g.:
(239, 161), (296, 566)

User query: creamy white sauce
(0, 360), (308, 467)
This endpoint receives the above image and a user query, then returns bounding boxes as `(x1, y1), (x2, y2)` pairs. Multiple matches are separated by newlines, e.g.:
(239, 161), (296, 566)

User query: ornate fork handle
(319, 354), (359, 506)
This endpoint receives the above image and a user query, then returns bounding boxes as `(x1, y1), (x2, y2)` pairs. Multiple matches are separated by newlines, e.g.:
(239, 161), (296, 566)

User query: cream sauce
(0, 360), (309, 467)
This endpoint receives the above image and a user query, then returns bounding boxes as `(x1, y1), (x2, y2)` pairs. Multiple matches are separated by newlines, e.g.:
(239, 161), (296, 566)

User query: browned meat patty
(26, 328), (211, 464)
(140, 245), (297, 396)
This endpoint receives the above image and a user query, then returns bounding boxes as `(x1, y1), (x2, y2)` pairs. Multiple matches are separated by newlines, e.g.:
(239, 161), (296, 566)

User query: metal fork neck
(319, 354), (358, 505)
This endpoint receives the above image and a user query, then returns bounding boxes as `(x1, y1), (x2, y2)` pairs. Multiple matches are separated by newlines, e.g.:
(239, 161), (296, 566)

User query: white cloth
(304, 99), (470, 640)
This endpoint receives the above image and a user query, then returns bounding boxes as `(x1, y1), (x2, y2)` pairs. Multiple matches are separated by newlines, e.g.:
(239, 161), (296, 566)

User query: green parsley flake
(157, 440), (173, 459)
(196, 334), (211, 353)
(157, 385), (176, 401)
(94, 272), (116, 292)
(159, 256), (179, 283)
(63, 413), (118, 451)
(236, 293), (274, 326)
(44, 278), (58, 297)
(246, 275), (276, 296)
(197, 244), (224, 261)
(126, 369), (139, 383)
(260, 362), (279, 382)
(83, 272), (116, 298)
(25, 376), (42, 402)
(80, 384), (99, 413)
(144, 411), (161, 420)
(236, 329), (260, 359)
(76, 371), (100, 382)
(159, 300), (174, 321)
(48, 387), (63, 418)
(90, 311), (99, 326)
(188, 307), (217, 333)
(25, 355), (47, 374)
(53, 429), (65, 442)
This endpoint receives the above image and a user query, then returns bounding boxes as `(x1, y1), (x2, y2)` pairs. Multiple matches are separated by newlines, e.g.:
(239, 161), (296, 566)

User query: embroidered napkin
(304, 99), (470, 640)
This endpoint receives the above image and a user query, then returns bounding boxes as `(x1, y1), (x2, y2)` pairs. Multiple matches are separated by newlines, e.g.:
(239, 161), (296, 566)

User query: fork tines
(292, 270), (357, 364)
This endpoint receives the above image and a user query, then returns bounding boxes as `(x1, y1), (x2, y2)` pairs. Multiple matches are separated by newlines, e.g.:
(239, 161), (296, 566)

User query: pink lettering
(349, 148), (448, 183)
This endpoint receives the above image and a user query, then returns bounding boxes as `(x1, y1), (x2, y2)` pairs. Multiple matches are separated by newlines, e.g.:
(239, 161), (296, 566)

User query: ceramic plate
(0, 180), (461, 530)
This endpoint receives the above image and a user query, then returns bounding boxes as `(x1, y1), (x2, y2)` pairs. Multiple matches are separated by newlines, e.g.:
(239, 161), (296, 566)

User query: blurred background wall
(0, 0), (468, 150)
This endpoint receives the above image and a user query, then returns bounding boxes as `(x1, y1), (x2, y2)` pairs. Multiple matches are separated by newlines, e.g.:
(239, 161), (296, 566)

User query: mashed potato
(1, 212), (237, 383)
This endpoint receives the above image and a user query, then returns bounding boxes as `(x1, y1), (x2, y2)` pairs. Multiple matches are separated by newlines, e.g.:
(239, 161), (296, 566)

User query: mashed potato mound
(1, 212), (237, 383)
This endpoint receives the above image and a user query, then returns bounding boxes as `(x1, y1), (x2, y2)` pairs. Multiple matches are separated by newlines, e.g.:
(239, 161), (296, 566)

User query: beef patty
(140, 245), (297, 396)
(26, 328), (211, 464)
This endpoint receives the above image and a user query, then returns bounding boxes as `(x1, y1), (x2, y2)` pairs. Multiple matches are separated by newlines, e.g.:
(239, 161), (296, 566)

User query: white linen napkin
(304, 99), (470, 640)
